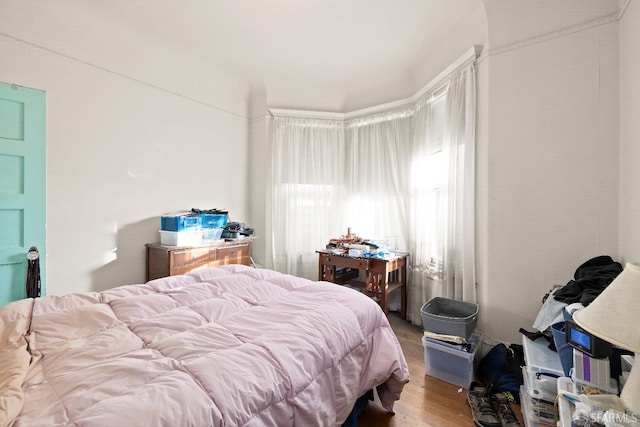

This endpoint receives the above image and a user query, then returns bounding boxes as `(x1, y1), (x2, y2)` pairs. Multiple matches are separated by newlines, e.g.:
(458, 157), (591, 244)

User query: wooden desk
(317, 250), (408, 319)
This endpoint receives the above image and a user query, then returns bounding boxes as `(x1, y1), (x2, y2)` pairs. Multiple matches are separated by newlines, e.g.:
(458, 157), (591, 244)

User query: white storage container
(571, 348), (619, 394)
(520, 385), (556, 426)
(572, 375), (619, 395)
(521, 336), (563, 408)
(522, 365), (559, 403)
(556, 377), (575, 427)
(202, 228), (223, 243)
(422, 333), (482, 389)
(159, 230), (203, 246)
(522, 336), (564, 375)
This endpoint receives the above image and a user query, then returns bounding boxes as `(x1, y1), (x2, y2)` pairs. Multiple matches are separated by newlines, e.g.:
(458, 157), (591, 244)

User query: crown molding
(0, 31), (249, 121)
(269, 108), (345, 121)
(270, 45), (479, 121)
(481, 11), (621, 62)
(618, 0), (632, 20)
(410, 45), (480, 104)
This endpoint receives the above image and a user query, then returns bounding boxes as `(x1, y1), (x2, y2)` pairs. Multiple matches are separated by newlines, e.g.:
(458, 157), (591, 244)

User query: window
(410, 90), (447, 276)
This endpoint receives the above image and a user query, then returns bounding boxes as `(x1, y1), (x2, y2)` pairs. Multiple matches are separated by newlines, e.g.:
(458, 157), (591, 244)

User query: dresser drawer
(322, 254), (370, 270)
(146, 241), (253, 280)
(170, 247), (216, 274)
(216, 244), (251, 266)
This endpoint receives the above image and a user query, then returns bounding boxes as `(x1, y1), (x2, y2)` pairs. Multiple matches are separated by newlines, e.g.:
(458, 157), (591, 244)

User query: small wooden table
(317, 250), (408, 319)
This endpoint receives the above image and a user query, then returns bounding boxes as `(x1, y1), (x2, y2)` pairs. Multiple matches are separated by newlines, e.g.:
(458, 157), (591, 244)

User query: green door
(0, 82), (46, 305)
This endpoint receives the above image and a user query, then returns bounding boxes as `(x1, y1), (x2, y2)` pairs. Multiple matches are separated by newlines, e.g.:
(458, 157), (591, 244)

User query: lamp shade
(573, 262), (640, 416)
(572, 262), (640, 353)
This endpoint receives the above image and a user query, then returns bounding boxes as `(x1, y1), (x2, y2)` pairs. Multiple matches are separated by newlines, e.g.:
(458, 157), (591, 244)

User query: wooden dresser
(145, 240), (252, 280)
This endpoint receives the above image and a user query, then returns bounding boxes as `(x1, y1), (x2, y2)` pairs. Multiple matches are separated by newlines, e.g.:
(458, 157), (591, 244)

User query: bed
(0, 265), (409, 426)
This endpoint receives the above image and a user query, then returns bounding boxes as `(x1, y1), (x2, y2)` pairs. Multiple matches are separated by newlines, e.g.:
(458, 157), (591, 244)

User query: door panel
(0, 97), (25, 140)
(0, 82), (46, 306)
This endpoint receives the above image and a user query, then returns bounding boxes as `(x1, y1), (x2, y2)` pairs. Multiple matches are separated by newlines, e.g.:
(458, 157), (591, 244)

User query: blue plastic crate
(161, 212), (201, 232)
(199, 213), (228, 229)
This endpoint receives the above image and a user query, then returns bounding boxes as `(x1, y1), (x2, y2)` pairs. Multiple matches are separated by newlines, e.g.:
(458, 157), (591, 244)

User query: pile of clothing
(533, 255), (622, 333)
(221, 222), (254, 239)
(553, 255), (623, 306)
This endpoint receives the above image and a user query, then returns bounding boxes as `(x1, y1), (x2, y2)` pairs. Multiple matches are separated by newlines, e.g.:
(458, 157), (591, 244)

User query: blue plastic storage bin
(161, 212), (201, 231)
(199, 213), (228, 229)
(551, 321), (573, 377)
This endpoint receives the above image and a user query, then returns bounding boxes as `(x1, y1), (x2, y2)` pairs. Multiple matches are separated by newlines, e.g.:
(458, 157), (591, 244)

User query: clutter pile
(220, 222), (254, 240)
(465, 255), (629, 427)
(516, 255), (630, 427)
(159, 209), (253, 246)
(325, 227), (392, 258)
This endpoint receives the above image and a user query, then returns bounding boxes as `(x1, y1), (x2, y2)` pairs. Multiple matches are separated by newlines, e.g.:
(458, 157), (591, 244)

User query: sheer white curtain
(271, 112), (411, 279)
(343, 111), (412, 247)
(270, 59), (477, 321)
(271, 117), (346, 279)
(407, 63), (477, 325)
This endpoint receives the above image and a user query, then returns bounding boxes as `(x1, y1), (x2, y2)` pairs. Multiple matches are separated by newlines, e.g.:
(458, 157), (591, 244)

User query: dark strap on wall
(26, 246), (41, 298)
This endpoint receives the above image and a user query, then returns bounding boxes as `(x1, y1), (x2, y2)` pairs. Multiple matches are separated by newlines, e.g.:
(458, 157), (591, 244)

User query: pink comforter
(1, 265), (409, 426)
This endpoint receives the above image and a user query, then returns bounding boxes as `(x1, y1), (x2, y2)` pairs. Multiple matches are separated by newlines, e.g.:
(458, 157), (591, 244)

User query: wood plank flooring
(358, 313), (525, 427)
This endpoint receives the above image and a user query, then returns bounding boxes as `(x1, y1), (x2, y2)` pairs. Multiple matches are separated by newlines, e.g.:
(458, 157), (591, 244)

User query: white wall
(479, 19), (620, 342)
(247, 85), (272, 269)
(619, 1), (640, 263)
(0, 33), (251, 295)
(1, 1), (631, 346)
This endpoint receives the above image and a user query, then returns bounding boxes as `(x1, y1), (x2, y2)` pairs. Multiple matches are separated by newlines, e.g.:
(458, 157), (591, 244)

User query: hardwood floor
(358, 313), (525, 427)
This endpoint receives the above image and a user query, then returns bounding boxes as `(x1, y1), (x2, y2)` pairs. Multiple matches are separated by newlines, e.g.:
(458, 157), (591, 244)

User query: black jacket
(553, 255), (622, 306)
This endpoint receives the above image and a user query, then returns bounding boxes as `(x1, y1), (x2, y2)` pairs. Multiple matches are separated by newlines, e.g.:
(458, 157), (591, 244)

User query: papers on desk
(362, 250), (395, 259)
(329, 247), (395, 259)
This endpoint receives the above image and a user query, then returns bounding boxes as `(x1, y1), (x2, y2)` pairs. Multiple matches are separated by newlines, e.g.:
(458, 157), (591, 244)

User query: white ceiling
(2, 0), (484, 111)
(92, 0), (481, 89)
(1, 0), (624, 112)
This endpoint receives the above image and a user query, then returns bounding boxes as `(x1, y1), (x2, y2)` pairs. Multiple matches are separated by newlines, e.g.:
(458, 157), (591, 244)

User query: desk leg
(380, 269), (388, 315)
(317, 258), (336, 282)
(400, 266), (407, 320)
